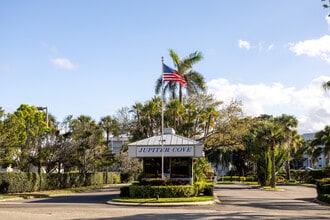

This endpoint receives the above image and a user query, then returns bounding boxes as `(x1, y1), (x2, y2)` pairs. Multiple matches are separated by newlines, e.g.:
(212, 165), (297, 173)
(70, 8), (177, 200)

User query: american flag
(162, 63), (187, 87)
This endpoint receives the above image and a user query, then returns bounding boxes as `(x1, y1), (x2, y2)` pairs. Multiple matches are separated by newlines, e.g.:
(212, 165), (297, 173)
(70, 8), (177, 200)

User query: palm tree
(99, 116), (118, 147)
(322, 81), (330, 91)
(155, 49), (206, 103)
(164, 99), (185, 131)
(275, 114), (299, 180)
(310, 126), (330, 165)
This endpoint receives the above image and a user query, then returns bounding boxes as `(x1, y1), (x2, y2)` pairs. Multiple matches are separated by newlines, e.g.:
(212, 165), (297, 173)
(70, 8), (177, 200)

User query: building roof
(128, 128), (203, 147)
(128, 133), (202, 146)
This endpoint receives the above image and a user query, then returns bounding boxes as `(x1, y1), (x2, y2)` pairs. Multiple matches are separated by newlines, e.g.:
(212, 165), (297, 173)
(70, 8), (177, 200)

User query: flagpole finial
(161, 56), (164, 64)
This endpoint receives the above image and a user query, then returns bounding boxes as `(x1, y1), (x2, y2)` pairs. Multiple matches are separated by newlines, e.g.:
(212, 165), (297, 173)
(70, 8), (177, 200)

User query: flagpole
(161, 56), (165, 180)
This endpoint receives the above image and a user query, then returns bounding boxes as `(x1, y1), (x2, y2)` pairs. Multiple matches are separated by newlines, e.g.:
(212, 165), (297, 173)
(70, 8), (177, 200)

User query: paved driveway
(0, 184), (329, 219)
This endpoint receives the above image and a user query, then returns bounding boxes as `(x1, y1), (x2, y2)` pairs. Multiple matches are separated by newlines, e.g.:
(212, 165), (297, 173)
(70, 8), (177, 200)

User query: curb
(106, 199), (216, 206)
(106, 193), (221, 207)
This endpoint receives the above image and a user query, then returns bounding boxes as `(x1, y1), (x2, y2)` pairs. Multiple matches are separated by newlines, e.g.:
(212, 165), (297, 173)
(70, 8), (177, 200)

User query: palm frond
(322, 81), (330, 91)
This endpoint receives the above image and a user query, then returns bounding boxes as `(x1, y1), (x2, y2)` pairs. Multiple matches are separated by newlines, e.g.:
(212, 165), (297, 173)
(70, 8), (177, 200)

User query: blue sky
(1, 1), (330, 133)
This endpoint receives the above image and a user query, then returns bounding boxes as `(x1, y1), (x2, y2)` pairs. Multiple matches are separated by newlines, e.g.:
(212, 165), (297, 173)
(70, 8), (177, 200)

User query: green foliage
(120, 186), (130, 197)
(113, 196), (213, 203)
(103, 172), (120, 184)
(129, 185), (151, 198)
(316, 177), (330, 204)
(139, 178), (189, 186)
(193, 181), (214, 196)
(316, 178), (330, 194)
(290, 169), (330, 184)
(119, 152), (143, 183)
(194, 181), (206, 196)
(0, 172), (119, 194)
(203, 184), (214, 196)
(155, 49), (205, 103)
(193, 157), (213, 183)
(317, 194), (330, 204)
(218, 176), (257, 182)
(126, 184), (196, 198)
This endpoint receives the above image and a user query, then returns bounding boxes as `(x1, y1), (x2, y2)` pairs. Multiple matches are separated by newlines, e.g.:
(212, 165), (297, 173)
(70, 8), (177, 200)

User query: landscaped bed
(112, 196), (214, 203)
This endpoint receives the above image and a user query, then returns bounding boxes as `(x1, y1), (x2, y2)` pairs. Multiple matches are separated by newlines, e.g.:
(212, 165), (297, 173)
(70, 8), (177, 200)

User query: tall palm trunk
(271, 145), (276, 188)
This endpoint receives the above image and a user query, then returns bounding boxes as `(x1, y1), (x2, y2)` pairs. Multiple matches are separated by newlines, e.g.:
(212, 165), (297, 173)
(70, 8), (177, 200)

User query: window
(171, 157), (191, 178)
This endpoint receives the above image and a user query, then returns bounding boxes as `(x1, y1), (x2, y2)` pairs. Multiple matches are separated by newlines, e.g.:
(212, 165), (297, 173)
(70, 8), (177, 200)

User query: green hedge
(317, 194), (330, 204)
(127, 185), (196, 198)
(316, 178), (330, 194)
(316, 178), (330, 204)
(138, 178), (190, 186)
(204, 184), (214, 196)
(219, 176), (257, 182)
(0, 172), (121, 194)
(291, 169), (330, 184)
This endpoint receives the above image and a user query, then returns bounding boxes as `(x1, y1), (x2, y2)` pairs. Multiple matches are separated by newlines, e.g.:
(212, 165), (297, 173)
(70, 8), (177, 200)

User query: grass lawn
(112, 196), (214, 203)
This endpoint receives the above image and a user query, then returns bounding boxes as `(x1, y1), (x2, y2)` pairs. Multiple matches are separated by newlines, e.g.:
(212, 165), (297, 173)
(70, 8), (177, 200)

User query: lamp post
(37, 106), (48, 126)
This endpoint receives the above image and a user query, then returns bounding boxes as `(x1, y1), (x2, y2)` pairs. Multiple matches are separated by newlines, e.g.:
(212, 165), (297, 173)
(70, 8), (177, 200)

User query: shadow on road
(27, 187), (119, 204)
(71, 212), (330, 220)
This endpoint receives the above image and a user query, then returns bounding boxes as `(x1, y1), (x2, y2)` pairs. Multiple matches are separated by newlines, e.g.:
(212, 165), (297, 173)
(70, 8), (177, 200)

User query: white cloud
(326, 14), (330, 29)
(258, 42), (274, 52)
(238, 40), (251, 50)
(289, 35), (330, 63)
(267, 43), (274, 51)
(0, 64), (12, 72)
(51, 57), (78, 70)
(207, 76), (330, 134)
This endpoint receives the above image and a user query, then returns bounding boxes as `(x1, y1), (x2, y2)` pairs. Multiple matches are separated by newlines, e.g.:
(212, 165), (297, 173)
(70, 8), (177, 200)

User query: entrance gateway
(128, 128), (204, 184)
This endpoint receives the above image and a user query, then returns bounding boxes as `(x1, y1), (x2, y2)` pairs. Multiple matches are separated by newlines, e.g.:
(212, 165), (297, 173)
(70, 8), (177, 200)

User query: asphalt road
(0, 184), (329, 219)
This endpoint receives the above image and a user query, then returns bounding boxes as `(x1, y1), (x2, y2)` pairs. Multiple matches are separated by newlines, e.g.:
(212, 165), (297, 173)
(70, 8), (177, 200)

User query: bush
(316, 178), (330, 194)
(0, 172), (120, 193)
(120, 186), (130, 197)
(220, 176), (255, 182)
(103, 172), (120, 184)
(317, 194), (330, 204)
(194, 181), (206, 196)
(129, 185), (151, 198)
(127, 185), (195, 198)
(138, 178), (190, 186)
(204, 184), (214, 196)
(151, 185), (195, 198)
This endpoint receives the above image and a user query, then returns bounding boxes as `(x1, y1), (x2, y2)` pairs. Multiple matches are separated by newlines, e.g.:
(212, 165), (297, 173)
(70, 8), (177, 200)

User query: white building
(108, 135), (129, 155)
(302, 133), (328, 169)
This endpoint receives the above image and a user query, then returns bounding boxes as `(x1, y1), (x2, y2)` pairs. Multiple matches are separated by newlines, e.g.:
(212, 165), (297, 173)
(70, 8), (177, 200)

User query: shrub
(129, 185), (151, 198)
(194, 181), (206, 196)
(204, 184), (214, 196)
(139, 178), (166, 186)
(151, 185), (195, 198)
(127, 185), (195, 198)
(120, 186), (130, 197)
(317, 194), (330, 204)
(316, 178), (330, 194)
(0, 172), (120, 193)
(103, 172), (120, 184)
(138, 178), (189, 186)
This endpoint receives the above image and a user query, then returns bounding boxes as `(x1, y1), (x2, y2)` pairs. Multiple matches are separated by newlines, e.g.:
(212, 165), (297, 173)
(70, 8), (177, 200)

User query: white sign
(136, 146), (194, 157)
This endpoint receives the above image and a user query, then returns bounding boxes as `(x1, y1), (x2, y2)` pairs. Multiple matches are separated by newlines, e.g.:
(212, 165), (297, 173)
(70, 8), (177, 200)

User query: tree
(244, 116), (287, 188)
(322, 81), (330, 91)
(164, 99), (185, 132)
(70, 115), (106, 173)
(155, 49), (206, 103)
(99, 116), (118, 146)
(310, 125), (330, 165)
(274, 114), (299, 180)
(322, 0), (330, 10)
(205, 101), (248, 173)
(0, 104), (49, 172)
